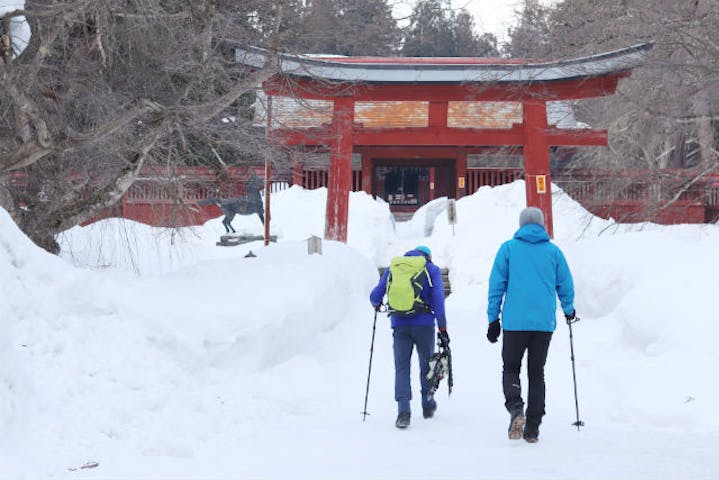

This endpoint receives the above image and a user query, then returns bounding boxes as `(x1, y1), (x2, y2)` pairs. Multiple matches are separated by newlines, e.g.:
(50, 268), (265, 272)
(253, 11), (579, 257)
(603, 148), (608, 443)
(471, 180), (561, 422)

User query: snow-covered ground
(1, 181), (717, 479)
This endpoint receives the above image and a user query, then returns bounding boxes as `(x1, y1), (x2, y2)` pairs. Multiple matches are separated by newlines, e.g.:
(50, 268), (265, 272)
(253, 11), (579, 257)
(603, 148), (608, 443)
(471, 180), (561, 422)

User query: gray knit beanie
(519, 207), (545, 227)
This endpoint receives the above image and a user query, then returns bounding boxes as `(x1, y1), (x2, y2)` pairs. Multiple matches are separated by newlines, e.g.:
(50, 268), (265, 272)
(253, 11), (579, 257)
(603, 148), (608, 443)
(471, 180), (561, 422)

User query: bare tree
(506, 0), (719, 219)
(0, 1), (287, 253)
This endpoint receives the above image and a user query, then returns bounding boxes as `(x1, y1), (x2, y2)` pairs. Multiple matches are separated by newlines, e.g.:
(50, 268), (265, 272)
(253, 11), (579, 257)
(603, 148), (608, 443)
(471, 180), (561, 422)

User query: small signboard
(307, 235), (323, 255)
(447, 199), (457, 225)
(536, 175), (547, 194)
(458, 177), (465, 189)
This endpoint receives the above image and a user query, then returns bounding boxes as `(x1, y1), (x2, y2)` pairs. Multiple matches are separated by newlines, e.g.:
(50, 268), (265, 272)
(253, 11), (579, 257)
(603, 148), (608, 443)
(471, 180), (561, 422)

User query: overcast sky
(392, 0), (560, 43)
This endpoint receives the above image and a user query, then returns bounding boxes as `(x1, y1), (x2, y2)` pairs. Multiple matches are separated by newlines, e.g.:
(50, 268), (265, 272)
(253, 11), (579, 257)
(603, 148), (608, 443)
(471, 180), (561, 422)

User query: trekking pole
(445, 344), (453, 396)
(362, 306), (382, 421)
(567, 315), (585, 430)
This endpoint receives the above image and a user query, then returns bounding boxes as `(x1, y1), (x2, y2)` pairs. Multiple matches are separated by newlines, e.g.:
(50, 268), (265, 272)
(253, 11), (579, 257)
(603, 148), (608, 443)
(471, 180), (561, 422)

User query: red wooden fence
(300, 169), (362, 191)
(7, 167), (719, 227)
(466, 168), (524, 192)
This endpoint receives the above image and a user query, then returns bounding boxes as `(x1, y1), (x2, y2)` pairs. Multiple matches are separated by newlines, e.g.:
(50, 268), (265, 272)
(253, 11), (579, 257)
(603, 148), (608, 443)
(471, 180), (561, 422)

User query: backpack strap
(424, 266), (433, 288)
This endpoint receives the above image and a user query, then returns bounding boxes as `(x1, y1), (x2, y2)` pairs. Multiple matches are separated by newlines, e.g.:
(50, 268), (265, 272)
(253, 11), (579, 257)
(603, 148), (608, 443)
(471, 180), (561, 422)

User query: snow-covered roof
(236, 43), (652, 84)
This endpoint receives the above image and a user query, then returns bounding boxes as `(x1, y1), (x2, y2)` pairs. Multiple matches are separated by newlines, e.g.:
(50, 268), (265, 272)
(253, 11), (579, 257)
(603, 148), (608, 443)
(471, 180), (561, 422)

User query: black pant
(502, 330), (553, 427)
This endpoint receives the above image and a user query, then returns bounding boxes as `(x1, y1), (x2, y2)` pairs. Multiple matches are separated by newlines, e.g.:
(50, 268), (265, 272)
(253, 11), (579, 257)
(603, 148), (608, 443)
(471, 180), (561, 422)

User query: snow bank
(3, 179), (718, 478)
(3, 204), (379, 477)
(59, 186), (395, 276)
(422, 180), (719, 431)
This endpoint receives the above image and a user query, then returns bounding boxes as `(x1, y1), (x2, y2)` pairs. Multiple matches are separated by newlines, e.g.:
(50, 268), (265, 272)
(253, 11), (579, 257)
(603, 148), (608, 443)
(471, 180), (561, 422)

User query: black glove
(373, 304), (381, 312)
(438, 328), (450, 348)
(487, 319), (501, 343)
(565, 311), (576, 322)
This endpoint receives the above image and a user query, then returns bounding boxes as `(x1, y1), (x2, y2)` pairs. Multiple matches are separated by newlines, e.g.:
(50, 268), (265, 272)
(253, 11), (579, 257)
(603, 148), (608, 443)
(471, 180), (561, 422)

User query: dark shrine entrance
(373, 160), (455, 212)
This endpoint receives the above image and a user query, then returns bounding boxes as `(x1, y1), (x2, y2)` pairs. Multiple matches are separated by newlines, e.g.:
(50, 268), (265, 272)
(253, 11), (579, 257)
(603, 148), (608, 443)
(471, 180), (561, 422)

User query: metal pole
(362, 309), (379, 421)
(264, 95), (272, 246)
(567, 317), (584, 430)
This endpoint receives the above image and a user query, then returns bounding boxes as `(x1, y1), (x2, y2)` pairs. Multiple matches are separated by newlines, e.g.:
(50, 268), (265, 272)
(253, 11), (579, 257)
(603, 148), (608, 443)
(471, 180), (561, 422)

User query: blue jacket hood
(487, 224), (575, 332)
(513, 223), (550, 244)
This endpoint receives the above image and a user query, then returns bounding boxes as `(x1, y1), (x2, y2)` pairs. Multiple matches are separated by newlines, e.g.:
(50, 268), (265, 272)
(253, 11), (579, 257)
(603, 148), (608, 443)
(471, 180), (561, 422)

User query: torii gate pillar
(523, 100), (554, 237)
(325, 97), (355, 242)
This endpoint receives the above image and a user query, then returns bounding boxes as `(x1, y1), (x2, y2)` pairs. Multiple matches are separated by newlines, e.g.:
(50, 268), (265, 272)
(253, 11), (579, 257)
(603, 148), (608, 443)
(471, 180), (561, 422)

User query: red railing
(552, 169), (716, 223)
(124, 179), (289, 203)
(300, 169), (362, 191)
(8, 167), (718, 227)
(466, 168), (524, 192)
(705, 185), (719, 207)
(302, 170), (328, 190)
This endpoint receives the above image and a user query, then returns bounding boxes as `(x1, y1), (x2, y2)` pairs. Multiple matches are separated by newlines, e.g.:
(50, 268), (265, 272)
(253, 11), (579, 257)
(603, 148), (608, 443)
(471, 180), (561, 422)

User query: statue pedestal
(216, 234), (277, 247)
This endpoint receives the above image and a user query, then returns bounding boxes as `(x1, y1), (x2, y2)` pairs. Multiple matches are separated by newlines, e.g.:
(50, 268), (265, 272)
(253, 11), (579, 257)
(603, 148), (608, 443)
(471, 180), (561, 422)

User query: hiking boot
(508, 410), (525, 440)
(523, 423), (539, 443)
(422, 403), (437, 419)
(396, 412), (411, 429)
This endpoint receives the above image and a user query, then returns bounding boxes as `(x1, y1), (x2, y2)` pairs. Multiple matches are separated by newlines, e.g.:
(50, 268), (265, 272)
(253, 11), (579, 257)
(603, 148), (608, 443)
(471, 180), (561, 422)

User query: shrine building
(237, 43), (652, 241)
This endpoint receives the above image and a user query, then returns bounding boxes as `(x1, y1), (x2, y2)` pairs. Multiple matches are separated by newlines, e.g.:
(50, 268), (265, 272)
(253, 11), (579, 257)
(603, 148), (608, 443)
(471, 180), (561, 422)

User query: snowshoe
(426, 351), (449, 396)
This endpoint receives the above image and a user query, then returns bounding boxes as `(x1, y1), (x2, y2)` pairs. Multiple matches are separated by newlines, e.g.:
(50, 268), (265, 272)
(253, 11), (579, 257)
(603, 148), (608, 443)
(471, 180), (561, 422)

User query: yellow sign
(458, 177), (465, 189)
(430, 182), (435, 190)
(536, 175), (547, 194)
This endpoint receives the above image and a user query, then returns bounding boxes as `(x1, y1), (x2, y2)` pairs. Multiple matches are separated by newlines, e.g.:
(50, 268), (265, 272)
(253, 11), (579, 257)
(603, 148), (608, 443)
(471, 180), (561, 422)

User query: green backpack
(386, 255), (433, 316)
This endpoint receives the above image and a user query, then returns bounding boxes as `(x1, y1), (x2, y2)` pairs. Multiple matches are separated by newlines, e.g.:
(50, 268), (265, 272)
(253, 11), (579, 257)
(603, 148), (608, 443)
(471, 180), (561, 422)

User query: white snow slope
(0, 181), (717, 479)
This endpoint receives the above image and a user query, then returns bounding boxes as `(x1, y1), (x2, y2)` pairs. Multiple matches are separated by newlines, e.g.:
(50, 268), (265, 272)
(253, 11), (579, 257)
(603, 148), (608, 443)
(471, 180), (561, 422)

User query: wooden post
(325, 97), (355, 242)
(291, 151), (304, 187)
(428, 101), (448, 127)
(361, 152), (372, 195)
(264, 96), (272, 246)
(456, 150), (467, 199)
(447, 198), (457, 236)
(522, 100), (553, 237)
(428, 102), (448, 202)
(429, 166), (436, 201)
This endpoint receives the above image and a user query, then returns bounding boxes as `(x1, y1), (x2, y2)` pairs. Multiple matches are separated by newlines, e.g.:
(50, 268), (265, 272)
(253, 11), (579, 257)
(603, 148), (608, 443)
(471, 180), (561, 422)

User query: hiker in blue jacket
(370, 246), (448, 429)
(486, 207), (575, 443)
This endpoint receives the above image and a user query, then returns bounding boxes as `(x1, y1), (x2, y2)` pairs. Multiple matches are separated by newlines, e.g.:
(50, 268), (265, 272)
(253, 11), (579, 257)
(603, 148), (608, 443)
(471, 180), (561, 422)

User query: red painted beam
(263, 73), (627, 102)
(269, 128), (334, 145)
(354, 126), (525, 146)
(272, 125), (606, 147)
(546, 128), (607, 146)
(359, 145), (524, 158)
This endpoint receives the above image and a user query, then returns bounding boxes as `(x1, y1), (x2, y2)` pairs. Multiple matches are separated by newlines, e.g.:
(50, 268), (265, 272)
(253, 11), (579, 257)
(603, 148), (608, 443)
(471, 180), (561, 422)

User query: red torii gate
(238, 44), (651, 240)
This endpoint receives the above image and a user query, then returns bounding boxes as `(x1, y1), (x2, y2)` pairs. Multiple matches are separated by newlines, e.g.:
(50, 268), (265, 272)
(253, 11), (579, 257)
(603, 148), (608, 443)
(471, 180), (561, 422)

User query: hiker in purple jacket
(370, 246), (448, 429)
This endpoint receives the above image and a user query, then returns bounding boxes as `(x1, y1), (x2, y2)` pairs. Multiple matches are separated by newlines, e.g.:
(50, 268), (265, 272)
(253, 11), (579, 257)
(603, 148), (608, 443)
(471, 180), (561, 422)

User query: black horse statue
(199, 174), (264, 233)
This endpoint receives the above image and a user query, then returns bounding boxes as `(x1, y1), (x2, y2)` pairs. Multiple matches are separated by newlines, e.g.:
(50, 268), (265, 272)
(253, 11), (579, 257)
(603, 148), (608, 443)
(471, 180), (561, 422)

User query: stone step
(216, 234), (277, 246)
(392, 211), (415, 222)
